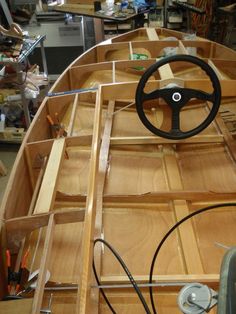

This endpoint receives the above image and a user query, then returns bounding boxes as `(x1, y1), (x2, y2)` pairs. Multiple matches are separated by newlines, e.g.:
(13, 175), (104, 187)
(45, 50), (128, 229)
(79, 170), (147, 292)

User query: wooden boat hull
(1, 27), (236, 313)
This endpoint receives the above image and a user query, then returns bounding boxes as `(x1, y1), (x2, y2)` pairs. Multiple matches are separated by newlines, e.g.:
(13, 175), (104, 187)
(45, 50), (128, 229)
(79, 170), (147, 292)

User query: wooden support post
(112, 61), (115, 83)
(146, 28), (158, 40)
(129, 42), (134, 60)
(68, 94), (79, 136)
(146, 28), (175, 80)
(34, 138), (65, 215)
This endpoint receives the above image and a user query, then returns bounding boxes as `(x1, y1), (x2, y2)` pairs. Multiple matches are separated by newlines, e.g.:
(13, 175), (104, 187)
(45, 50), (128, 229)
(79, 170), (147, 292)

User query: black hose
(93, 238), (151, 313)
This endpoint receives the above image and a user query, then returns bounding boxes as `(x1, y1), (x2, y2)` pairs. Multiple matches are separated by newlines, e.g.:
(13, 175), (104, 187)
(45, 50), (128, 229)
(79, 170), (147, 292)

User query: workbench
(53, 3), (148, 43)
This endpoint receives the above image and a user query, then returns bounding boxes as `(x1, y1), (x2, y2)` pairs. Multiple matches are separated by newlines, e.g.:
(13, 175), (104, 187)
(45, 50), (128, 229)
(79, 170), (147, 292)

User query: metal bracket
(178, 283), (218, 314)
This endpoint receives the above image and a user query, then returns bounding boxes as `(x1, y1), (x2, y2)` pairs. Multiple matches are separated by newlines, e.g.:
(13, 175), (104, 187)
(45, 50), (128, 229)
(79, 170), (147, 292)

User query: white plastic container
(106, 0), (114, 10)
(0, 114), (5, 132)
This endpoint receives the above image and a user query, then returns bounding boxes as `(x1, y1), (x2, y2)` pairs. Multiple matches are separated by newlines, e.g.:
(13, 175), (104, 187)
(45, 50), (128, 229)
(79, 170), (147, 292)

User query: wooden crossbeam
(6, 208), (85, 248)
(110, 135), (224, 145)
(100, 274), (219, 285)
(54, 191), (236, 204)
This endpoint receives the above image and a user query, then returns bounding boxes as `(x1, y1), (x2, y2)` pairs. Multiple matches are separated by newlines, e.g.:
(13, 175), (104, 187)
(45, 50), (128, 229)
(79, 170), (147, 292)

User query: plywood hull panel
(1, 27), (236, 313)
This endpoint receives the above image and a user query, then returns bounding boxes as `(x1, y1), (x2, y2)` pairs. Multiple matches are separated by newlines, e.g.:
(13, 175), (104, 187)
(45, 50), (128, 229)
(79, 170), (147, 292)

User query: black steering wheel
(135, 54), (221, 140)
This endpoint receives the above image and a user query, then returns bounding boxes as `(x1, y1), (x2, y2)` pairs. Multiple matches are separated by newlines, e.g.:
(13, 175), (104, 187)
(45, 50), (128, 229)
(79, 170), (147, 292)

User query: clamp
(6, 249), (29, 295)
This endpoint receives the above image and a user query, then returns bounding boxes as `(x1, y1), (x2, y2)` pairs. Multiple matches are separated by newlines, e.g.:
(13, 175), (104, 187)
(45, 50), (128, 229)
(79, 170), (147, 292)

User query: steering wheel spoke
(184, 88), (214, 102)
(171, 108), (181, 132)
(135, 55), (221, 140)
(142, 89), (161, 101)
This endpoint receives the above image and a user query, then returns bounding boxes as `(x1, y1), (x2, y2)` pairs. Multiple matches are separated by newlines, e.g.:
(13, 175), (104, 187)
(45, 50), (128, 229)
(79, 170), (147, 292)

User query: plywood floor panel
(104, 152), (168, 195)
(81, 70), (113, 88)
(179, 107), (217, 134)
(102, 207), (184, 276)
(193, 208), (236, 274)
(48, 222), (83, 282)
(178, 145), (236, 192)
(28, 222), (83, 283)
(62, 103), (104, 137)
(112, 109), (154, 137)
(57, 148), (90, 195)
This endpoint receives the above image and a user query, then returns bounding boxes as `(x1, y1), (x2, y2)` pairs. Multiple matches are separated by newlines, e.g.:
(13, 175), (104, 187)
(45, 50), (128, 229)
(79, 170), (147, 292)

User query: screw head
(172, 92), (182, 102)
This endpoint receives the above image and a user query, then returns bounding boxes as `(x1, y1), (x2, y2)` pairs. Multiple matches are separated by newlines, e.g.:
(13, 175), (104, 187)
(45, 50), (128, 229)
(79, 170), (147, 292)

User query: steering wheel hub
(172, 92), (182, 102)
